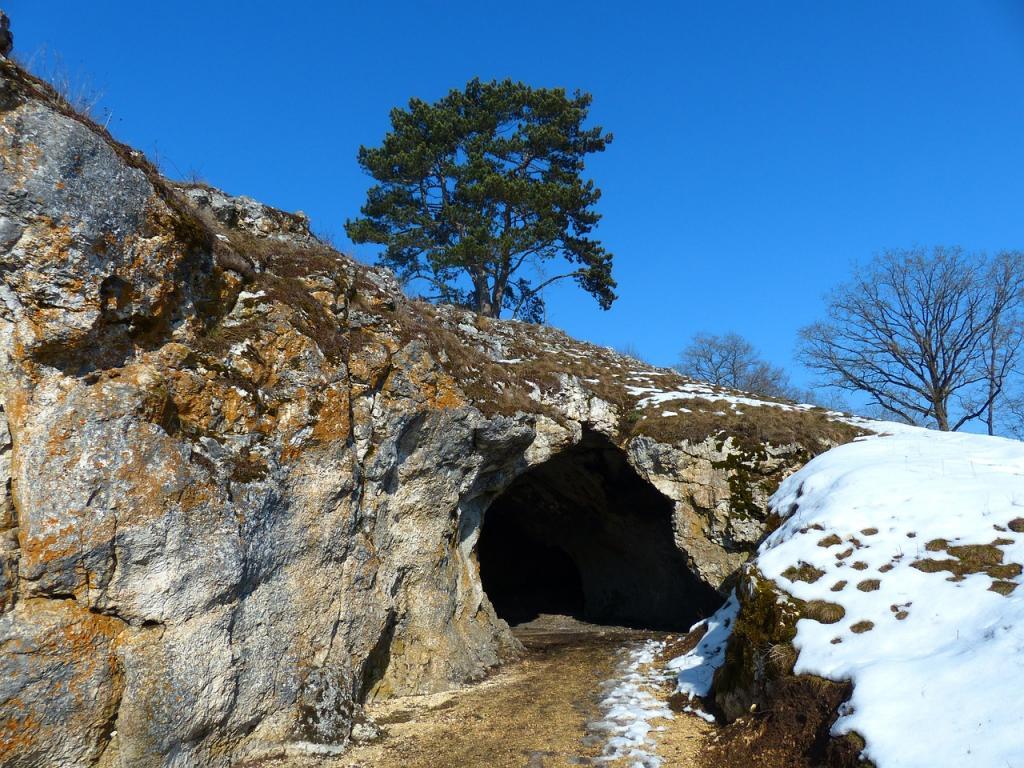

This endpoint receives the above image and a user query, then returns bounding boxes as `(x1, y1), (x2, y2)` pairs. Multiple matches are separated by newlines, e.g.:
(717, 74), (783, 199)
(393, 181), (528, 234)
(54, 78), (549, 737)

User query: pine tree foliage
(345, 79), (616, 319)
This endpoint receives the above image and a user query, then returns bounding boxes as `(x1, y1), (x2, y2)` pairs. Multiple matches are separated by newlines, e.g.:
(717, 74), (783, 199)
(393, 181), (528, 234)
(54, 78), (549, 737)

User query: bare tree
(791, 388), (853, 413)
(676, 332), (793, 398)
(798, 247), (1023, 431)
(616, 343), (648, 364)
(977, 252), (1024, 434)
(1005, 392), (1024, 439)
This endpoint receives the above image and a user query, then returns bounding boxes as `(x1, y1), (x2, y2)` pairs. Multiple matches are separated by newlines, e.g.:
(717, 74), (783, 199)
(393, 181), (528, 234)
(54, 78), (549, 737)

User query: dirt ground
(255, 615), (710, 768)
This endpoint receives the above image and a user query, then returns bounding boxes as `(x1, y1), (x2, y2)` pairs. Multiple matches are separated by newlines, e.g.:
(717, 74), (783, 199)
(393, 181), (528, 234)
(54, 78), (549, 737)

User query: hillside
(672, 423), (1024, 767)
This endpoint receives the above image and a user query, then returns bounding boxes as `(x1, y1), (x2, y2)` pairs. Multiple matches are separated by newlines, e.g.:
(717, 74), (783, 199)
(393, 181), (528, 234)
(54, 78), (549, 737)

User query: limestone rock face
(627, 436), (806, 587)
(0, 61), (857, 767)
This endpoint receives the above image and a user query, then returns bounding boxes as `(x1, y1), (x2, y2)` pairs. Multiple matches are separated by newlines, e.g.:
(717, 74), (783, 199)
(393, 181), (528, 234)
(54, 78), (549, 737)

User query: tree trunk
(476, 296), (496, 318)
(472, 270), (495, 318)
(986, 320), (998, 436)
(489, 279), (506, 319)
(934, 396), (950, 431)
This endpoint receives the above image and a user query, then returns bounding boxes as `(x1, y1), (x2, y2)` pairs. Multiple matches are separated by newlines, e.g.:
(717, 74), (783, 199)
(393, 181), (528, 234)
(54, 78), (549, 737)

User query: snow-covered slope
(673, 425), (1024, 767)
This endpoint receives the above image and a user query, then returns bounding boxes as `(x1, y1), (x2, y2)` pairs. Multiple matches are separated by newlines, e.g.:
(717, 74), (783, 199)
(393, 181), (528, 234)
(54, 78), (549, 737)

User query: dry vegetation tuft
(782, 562), (826, 584)
(802, 600), (846, 624)
(911, 538), (1023, 586)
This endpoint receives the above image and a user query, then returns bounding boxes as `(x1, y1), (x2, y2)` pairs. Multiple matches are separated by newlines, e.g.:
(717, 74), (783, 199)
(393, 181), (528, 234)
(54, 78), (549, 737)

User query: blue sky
(9, 1), (1024, 388)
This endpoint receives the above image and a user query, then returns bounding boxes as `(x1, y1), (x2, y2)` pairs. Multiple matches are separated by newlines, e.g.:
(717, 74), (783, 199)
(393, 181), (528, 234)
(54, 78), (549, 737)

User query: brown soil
(701, 675), (867, 768)
(255, 615), (710, 768)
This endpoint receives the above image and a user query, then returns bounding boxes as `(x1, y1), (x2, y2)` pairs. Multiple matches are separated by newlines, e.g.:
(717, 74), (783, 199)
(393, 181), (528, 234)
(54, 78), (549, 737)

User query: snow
(625, 382), (815, 414)
(669, 425), (1024, 768)
(668, 592), (739, 704)
(590, 639), (674, 767)
(761, 428), (1024, 767)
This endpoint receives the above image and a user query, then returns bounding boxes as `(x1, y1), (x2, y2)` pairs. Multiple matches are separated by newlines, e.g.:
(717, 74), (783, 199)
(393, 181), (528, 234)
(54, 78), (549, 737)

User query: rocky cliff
(0, 60), (859, 767)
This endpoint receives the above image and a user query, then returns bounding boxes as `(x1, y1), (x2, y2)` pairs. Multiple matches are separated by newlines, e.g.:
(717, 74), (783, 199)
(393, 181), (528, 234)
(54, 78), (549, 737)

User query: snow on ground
(667, 592), (738, 715)
(589, 639), (674, 767)
(670, 425), (1024, 767)
(625, 381), (816, 414)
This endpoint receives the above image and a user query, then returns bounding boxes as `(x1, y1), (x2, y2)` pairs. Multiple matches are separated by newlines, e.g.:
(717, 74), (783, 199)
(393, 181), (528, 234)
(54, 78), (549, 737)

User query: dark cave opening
(477, 430), (721, 631)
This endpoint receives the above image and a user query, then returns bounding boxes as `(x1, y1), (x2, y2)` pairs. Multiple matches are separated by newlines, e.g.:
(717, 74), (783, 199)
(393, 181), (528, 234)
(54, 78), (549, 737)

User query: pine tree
(345, 79), (616, 320)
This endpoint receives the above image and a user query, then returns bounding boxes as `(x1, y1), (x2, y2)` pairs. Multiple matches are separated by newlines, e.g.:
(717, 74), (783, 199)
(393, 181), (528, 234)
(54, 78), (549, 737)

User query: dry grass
(911, 539), (1022, 584)
(782, 562), (826, 584)
(310, 629), (674, 768)
(888, 606), (913, 622)
(766, 643), (799, 676)
(628, 398), (860, 453)
(705, 570), (870, 768)
(222, 228), (346, 282)
(990, 581), (1018, 596)
(398, 302), (863, 452)
(259, 274), (348, 360)
(1, 60), (220, 253)
(802, 600), (845, 624)
(388, 303), (564, 420)
(701, 665), (864, 768)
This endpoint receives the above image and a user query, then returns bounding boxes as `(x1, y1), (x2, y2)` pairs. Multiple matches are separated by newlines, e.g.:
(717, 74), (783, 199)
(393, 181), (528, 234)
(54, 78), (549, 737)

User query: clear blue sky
(8, 1), (1024, 387)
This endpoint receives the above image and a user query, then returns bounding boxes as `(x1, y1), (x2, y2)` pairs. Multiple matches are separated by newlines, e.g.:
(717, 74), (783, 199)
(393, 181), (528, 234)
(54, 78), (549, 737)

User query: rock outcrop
(0, 60), (859, 767)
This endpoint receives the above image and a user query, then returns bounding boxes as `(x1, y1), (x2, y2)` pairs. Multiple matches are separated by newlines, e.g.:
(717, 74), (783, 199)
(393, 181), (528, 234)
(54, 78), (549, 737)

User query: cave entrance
(477, 430), (720, 631)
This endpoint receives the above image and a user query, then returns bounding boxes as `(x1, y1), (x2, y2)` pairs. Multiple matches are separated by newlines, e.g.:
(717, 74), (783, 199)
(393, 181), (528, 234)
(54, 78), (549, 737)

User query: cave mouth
(477, 430), (721, 631)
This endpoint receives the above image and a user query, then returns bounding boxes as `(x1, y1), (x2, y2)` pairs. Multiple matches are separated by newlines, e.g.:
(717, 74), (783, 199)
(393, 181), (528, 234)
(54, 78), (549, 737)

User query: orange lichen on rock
(0, 599), (124, 765)
(310, 383), (352, 444)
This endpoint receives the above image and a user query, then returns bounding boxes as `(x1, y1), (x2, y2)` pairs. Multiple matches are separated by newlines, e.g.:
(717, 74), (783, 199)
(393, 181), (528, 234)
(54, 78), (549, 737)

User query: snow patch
(590, 639), (673, 767)
(668, 592), (739, 701)
(758, 428), (1024, 767)
(625, 382), (815, 414)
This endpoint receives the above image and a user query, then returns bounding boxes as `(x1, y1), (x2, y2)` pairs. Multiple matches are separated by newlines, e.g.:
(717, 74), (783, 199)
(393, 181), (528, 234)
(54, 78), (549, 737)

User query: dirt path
(304, 615), (710, 768)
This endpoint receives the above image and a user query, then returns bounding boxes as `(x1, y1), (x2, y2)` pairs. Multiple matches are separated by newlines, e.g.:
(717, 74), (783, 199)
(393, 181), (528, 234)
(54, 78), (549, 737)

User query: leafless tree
(798, 247), (1024, 431)
(792, 388), (853, 413)
(676, 332), (793, 398)
(1004, 392), (1024, 439)
(977, 252), (1024, 434)
(616, 343), (648, 364)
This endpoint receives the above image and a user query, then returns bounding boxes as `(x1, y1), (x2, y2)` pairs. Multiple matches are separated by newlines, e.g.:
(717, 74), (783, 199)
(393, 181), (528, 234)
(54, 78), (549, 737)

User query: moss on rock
(705, 567), (875, 768)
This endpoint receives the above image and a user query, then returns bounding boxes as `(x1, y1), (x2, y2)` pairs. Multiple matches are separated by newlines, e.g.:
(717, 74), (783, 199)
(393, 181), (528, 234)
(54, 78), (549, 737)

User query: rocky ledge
(0, 60), (859, 767)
